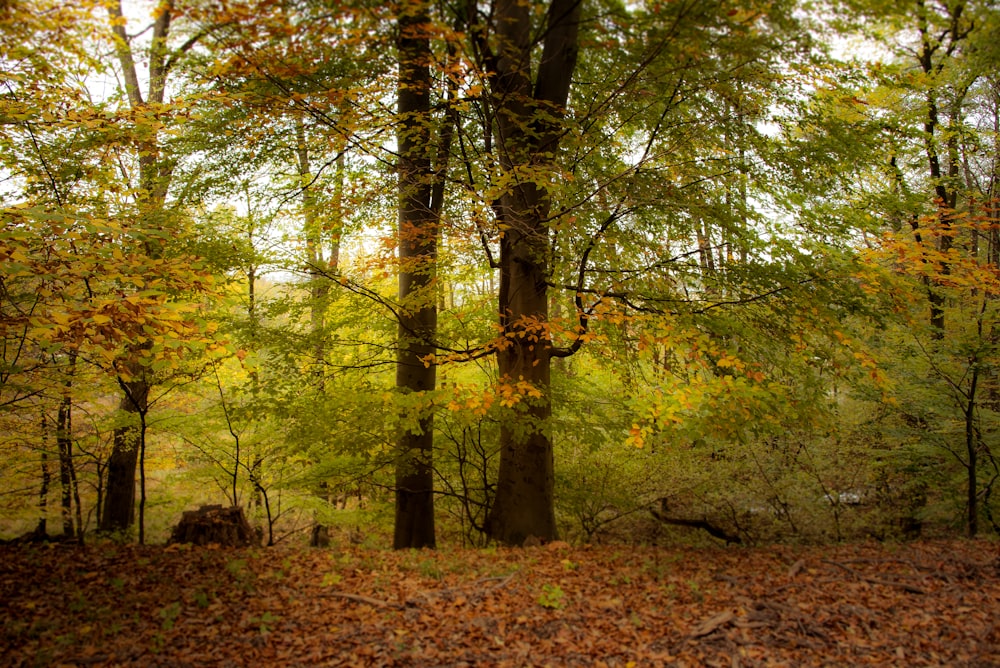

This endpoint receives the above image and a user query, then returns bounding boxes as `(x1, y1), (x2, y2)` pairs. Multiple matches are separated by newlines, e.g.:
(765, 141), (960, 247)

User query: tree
(100, 0), (180, 535)
(815, 0), (1000, 536)
(393, 0), (442, 549)
(441, 0), (818, 545)
(469, 0), (582, 545)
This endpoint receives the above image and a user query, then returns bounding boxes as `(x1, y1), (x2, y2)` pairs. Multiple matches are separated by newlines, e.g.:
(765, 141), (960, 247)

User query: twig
(755, 600), (832, 642)
(822, 559), (927, 594)
(417, 572), (518, 602)
(479, 572), (517, 592)
(690, 609), (736, 638)
(833, 557), (932, 572)
(324, 591), (403, 609)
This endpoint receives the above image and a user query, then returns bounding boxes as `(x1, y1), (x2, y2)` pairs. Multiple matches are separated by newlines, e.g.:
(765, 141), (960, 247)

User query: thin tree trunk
(37, 413), (50, 537)
(915, 0), (967, 336)
(296, 120), (330, 382)
(69, 444), (83, 541)
(136, 402), (148, 545)
(966, 363), (979, 536)
(330, 144), (345, 271)
(56, 350), (78, 537)
(57, 393), (74, 537)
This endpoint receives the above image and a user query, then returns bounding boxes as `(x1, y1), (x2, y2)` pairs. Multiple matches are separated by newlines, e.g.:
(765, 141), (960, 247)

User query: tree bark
(99, 0), (173, 534)
(484, 0), (581, 546)
(296, 119), (334, 385)
(101, 376), (149, 532)
(37, 412), (50, 537)
(55, 350), (78, 537)
(965, 362), (979, 536)
(915, 0), (968, 336)
(394, 1), (438, 549)
(57, 389), (74, 537)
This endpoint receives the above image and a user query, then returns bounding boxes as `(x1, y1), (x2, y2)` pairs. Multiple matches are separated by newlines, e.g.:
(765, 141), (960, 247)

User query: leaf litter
(1, 539), (998, 666)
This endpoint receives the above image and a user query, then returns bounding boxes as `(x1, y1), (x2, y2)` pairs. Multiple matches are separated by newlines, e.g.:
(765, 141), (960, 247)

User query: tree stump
(310, 524), (330, 547)
(169, 505), (259, 547)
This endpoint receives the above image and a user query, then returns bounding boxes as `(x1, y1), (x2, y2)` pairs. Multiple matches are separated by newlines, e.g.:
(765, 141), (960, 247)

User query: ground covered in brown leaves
(2, 539), (999, 666)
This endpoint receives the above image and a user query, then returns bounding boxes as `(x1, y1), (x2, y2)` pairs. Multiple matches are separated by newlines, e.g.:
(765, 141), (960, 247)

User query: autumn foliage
(5, 3), (1000, 655)
(3, 539), (999, 666)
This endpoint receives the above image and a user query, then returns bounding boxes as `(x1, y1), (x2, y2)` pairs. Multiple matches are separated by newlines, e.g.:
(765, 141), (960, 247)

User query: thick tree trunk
(489, 219), (557, 544)
(100, 427), (139, 532)
(100, 377), (148, 533)
(483, 0), (580, 546)
(394, 2), (437, 549)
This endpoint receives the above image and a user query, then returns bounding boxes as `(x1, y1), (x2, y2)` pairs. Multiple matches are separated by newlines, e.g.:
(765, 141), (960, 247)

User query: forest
(2, 0), (1000, 552)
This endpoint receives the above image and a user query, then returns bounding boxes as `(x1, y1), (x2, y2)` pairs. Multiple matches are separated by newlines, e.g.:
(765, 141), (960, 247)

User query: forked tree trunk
(484, 0), (581, 546)
(99, 0), (173, 535)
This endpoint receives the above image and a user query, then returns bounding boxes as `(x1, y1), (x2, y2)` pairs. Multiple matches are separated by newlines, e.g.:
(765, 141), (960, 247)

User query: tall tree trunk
(394, 1), (438, 549)
(330, 144), (345, 271)
(99, 0), (173, 534)
(296, 119), (331, 382)
(484, 0), (581, 546)
(915, 0), (967, 336)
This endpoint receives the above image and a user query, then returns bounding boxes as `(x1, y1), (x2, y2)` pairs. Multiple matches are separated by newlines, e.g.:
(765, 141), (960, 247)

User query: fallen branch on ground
(822, 559), (926, 594)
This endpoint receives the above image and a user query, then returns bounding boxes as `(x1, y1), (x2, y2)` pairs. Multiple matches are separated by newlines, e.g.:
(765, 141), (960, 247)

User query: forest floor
(1, 538), (998, 667)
